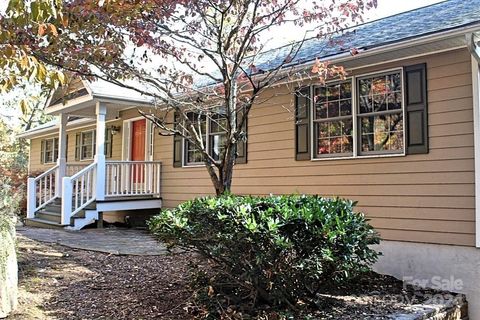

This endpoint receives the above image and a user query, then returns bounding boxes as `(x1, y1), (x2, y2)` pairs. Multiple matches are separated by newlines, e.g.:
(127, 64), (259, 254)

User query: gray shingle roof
(254, 0), (480, 72)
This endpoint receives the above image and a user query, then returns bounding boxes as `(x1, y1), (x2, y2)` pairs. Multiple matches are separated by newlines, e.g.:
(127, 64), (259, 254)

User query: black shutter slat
(404, 63), (428, 155)
(295, 86), (311, 161)
(236, 107), (248, 164)
(173, 111), (183, 168)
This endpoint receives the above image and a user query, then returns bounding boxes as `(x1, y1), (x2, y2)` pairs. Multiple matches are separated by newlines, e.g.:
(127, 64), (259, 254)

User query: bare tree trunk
(204, 162), (224, 196)
(220, 81), (238, 195)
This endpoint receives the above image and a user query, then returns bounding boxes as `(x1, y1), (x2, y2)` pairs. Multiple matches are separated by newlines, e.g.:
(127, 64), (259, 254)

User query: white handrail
(27, 165), (59, 218)
(105, 161), (162, 198)
(61, 162), (97, 225)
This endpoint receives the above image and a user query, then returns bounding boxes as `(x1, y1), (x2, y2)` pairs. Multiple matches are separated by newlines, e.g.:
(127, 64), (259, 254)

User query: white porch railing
(27, 160), (162, 225)
(27, 165), (59, 219)
(105, 161), (162, 197)
(61, 162), (97, 225)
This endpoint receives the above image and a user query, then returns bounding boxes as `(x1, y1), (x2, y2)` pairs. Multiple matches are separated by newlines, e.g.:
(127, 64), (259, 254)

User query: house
(18, 0), (480, 317)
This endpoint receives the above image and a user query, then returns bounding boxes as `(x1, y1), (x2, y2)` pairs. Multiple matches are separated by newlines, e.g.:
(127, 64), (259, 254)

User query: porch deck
(26, 160), (162, 230)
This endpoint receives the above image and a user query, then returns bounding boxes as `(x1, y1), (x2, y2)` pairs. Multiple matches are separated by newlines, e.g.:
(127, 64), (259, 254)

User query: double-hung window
(185, 113), (207, 165)
(184, 111), (228, 166)
(313, 81), (353, 157)
(357, 71), (404, 154)
(75, 129), (113, 161)
(41, 137), (59, 164)
(313, 69), (405, 159)
(80, 130), (96, 160)
(209, 113), (228, 161)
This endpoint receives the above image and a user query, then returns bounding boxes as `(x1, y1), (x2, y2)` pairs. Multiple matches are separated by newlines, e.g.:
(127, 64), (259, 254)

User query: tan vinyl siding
(29, 120), (124, 173)
(29, 136), (56, 173)
(27, 48), (475, 247)
(153, 48), (476, 247)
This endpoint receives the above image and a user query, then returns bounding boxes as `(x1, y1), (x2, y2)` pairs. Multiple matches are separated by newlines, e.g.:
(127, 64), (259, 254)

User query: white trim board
(96, 199), (162, 212)
(471, 57), (480, 248)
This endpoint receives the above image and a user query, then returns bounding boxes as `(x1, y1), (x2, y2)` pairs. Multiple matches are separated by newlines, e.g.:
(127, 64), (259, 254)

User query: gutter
(467, 32), (480, 64)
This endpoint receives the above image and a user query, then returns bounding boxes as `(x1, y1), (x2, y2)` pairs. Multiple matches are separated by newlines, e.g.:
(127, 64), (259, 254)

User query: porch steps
(25, 218), (70, 229)
(26, 197), (162, 230)
(35, 210), (61, 223)
(25, 198), (99, 229)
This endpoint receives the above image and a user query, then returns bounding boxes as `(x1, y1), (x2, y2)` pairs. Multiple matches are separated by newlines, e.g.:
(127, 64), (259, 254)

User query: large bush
(150, 194), (380, 309)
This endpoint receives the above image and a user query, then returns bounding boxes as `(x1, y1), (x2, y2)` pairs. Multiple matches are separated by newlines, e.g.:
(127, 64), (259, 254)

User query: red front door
(131, 119), (146, 161)
(131, 119), (146, 182)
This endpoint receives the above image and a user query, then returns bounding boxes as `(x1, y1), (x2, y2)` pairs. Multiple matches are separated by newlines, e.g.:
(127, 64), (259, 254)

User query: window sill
(311, 152), (406, 162)
(182, 163), (206, 168)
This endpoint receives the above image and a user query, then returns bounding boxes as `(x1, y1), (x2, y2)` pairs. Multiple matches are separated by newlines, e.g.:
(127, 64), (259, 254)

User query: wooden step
(42, 203), (61, 214)
(25, 218), (69, 229)
(42, 200), (96, 214)
(35, 210), (61, 223)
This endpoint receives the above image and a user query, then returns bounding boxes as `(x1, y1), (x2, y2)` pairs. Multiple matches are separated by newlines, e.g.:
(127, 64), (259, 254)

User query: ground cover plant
(149, 194), (381, 318)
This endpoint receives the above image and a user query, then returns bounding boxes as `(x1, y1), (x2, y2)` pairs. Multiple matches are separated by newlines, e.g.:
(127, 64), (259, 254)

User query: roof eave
(17, 118), (95, 139)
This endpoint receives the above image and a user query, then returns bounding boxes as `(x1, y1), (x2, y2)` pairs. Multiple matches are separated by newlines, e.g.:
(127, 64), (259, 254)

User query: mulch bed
(13, 236), (195, 319)
(11, 235), (462, 320)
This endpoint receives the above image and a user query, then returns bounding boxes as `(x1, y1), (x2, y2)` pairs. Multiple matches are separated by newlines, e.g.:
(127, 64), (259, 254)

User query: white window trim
(310, 67), (407, 161)
(42, 137), (58, 164)
(182, 113), (227, 167)
(79, 130), (96, 161)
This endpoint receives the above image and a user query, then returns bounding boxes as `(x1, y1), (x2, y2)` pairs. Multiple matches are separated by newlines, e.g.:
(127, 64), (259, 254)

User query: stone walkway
(16, 227), (168, 256)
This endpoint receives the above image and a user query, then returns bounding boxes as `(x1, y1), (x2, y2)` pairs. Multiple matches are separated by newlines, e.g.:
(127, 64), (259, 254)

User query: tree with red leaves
(1, 0), (376, 195)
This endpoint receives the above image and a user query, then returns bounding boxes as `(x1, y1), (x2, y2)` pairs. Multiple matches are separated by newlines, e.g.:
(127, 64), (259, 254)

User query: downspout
(466, 32), (480, 248)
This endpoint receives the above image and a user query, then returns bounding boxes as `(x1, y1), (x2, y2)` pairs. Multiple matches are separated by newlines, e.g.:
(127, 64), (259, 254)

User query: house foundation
(373, 240), (480, 319)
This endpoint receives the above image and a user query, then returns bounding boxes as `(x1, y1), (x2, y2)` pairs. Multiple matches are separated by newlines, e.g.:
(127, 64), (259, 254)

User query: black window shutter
(236, 108), (248, 164)
(295, 86), (311, 161)
(75, 133), (81, 161)
(65, 135), (68, 162)
(40, 139), (45, 164)
(404, 63), (429, 154)
(54, 138), (59, 162)
(173, 111), (183, 167)
(105, 128), (113, 158)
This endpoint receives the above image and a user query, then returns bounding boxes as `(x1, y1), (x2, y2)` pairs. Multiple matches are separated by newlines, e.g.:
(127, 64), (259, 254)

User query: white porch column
(56, 113), (68, 197)
(95, 102), (107, 201)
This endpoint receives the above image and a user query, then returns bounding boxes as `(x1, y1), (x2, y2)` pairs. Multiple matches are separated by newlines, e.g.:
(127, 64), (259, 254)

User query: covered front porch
(24, 79), (162, 229)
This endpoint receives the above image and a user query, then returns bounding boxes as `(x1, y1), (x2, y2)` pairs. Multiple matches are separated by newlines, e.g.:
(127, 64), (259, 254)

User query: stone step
(35, 210), (61, 223)
(25, 218), (69, 229)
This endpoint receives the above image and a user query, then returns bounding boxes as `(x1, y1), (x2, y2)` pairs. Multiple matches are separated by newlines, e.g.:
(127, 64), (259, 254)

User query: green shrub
(149, 194), (380, 308)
